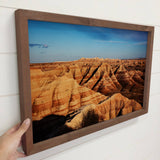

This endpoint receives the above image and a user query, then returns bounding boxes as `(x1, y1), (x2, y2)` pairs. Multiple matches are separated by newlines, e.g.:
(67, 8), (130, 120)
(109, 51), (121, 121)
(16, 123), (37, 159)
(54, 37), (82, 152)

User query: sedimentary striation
(66, 93), (142, 130)
(31, 57), (144, 138)
(32, 75), (107, 120)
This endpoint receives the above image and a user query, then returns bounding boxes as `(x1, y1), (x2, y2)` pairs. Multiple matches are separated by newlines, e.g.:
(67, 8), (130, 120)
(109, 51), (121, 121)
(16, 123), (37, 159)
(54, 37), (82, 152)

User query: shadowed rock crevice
(81, 110), (99, 128)
(32, 114), (69, 143)
(92, 71), (104, 90)
(79, 66), (91, 85)
(83, 63), (102, 84)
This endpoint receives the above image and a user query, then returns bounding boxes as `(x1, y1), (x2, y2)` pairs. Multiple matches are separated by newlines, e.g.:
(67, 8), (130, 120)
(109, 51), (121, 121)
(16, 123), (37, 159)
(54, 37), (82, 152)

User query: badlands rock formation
(66, 93), (141, 130)
(31, 58), (145, 142)
(32, 74), (107, 120)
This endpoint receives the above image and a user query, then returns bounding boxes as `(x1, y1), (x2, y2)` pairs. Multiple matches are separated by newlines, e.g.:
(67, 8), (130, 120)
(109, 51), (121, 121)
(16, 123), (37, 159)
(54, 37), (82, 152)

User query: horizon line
(30, 57), (146, 64)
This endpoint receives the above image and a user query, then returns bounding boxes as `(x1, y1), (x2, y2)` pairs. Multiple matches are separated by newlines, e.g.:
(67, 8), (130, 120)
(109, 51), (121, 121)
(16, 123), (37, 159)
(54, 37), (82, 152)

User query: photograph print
(28, 20), (148, 143)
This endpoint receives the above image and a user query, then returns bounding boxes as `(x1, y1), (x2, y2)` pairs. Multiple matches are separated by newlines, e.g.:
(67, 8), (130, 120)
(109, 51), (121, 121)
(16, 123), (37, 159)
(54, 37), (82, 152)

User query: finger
(5, 123), (20, 135)
(16, 151), (26, 158)
(15, 118), (31, 137)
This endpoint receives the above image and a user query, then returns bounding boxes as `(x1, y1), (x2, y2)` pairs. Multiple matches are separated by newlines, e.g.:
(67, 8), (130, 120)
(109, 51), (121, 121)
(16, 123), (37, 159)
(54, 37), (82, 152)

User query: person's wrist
(0, 146), (9, 160)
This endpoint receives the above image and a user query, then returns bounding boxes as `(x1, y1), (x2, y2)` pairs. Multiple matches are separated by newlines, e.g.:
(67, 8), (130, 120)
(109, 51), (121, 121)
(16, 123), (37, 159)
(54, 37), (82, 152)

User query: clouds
(28, 20), (148, 63)
(108, 29), (148, 42)
(95, 40), (128, 43)
(72, 25), (111, 41)
(72, 25), (148, 43)
(29, 43), (48, 48)
(95, 40), (147, 46)
(132, 41), (147, 45)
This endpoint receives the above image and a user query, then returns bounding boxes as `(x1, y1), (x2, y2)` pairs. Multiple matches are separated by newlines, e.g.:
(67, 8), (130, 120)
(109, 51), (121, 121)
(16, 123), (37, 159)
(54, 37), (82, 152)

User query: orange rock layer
(32, 75), (107, 120)
(66, 93), (142, 130)
(31, 58), (145, 122)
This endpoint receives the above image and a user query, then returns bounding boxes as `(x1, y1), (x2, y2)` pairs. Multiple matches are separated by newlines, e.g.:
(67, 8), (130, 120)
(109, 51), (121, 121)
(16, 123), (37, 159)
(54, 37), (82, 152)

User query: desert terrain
(30, 58), (145, 143)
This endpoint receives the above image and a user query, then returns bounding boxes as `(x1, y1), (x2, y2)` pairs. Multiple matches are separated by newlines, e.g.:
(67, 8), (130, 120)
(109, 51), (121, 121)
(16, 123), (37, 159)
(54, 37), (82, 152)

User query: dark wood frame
(15, 9), (154, 156)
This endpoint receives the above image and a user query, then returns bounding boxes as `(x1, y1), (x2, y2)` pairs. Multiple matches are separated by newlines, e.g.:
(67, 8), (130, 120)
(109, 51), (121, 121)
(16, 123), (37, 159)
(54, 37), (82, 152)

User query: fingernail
(24, 118), (30, 125)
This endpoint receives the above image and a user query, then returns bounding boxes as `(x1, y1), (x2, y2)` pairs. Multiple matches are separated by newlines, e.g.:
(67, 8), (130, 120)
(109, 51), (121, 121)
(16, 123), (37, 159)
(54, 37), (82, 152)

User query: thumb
(16, 118), (31, 137)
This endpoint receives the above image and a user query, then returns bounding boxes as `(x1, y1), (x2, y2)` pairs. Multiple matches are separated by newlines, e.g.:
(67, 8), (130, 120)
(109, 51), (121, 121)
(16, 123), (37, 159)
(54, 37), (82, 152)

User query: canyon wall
(31, 58), (144, 136)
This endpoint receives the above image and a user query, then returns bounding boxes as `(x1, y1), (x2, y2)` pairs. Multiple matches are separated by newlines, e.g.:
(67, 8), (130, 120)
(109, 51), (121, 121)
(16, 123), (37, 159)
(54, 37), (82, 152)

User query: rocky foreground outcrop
(66, 93), (142, 130)
(32, 92), (142, 143)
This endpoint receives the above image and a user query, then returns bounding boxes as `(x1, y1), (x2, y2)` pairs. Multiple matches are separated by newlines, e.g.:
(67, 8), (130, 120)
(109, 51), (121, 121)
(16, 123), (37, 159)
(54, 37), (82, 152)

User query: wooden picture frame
(15, 9), (154, 155)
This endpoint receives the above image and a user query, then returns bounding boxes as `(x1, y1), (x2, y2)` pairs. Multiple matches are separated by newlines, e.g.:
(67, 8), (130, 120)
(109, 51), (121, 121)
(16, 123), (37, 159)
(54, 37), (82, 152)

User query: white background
(0, 0), (160, 160)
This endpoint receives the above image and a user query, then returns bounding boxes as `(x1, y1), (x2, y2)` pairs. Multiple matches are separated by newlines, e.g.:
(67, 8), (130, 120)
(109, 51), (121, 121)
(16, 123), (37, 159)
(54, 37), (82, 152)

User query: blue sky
(28, 20), (148, 63)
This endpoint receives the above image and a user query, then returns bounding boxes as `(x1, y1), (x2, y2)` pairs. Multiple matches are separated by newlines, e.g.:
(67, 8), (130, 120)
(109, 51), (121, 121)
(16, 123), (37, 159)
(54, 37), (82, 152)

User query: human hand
(0, 118), (31, 160)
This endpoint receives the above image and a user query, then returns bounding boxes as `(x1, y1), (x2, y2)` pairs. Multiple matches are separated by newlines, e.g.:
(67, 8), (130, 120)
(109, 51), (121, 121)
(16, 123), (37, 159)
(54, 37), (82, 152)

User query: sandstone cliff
(31, 58), (145, 142)
(31, 58), (145, 120)
(32, 75), (107, 120)
(66, 93), (142, 130)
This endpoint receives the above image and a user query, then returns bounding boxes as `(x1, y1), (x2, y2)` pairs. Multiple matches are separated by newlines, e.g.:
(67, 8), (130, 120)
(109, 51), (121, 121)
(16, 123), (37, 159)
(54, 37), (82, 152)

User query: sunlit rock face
(31, 58), (144, 141)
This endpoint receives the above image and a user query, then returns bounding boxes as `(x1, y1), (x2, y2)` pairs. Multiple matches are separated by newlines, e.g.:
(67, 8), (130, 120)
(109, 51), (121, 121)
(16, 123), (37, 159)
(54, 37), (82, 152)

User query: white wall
(0, 1), (160, 160)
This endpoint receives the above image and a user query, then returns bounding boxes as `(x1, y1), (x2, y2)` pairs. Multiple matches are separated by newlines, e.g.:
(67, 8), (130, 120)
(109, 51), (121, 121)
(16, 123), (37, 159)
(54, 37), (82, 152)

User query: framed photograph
(15, 9), (154, 155)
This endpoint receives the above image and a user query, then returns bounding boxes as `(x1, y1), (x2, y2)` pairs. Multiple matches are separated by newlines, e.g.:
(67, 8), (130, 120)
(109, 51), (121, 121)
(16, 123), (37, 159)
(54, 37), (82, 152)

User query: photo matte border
(15, 9), (154, 155)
